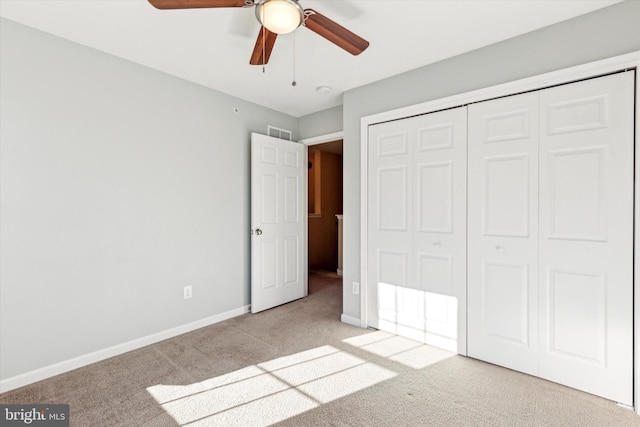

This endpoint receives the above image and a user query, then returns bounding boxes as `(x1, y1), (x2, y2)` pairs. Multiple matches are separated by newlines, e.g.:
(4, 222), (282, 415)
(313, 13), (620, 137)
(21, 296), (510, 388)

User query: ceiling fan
(148, 0), (370, 65)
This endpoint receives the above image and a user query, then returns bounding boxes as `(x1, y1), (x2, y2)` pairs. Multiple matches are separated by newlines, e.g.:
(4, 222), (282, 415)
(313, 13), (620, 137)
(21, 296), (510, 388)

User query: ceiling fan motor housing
(255, 0), (304, 35)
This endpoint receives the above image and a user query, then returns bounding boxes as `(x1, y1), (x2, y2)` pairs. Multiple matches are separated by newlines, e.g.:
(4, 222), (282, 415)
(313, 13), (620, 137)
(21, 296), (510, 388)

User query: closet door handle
(433, 242), (441, 249)
(496, 245), (504, 253)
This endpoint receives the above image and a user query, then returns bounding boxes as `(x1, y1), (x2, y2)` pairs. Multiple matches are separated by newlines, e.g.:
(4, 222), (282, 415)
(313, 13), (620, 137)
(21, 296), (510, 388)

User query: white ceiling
(0, 0), (622, 117)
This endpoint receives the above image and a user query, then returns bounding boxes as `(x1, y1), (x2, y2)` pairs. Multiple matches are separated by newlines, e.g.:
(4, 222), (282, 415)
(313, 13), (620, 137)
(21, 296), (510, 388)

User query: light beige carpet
(1, 270), (638, 426)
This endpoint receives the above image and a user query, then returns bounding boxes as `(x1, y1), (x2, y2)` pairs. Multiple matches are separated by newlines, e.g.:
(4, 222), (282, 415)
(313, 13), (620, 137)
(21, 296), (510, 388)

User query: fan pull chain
(292, 31), (297, 87)
(261, 8), (266, 73)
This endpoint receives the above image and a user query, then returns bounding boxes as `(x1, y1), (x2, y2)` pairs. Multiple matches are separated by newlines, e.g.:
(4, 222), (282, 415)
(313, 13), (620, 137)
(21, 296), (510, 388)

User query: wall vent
(268, 125), (292, 141)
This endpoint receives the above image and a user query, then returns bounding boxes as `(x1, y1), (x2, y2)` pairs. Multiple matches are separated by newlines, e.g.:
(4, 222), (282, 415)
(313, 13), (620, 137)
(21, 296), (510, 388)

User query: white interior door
(251, 133), (307, 313)
(538, 72), (634, 405)
(367, 107), (467, 353)
(467, 92), (540, 376)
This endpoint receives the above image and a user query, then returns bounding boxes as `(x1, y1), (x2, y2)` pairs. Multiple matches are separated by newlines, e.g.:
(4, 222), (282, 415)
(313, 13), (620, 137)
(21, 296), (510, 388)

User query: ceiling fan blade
(250, 27), (278, 65)
(303, 9), (369, 56)
(148, 0), (246, 10)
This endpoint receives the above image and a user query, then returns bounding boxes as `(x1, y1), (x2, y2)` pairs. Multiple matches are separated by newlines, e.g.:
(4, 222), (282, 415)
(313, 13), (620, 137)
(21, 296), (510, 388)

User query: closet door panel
(418, 161), (453, 233)
(368, 120), (413, 336)
(538, 72), (634, 405)
(468, 92), (539, 375)
(414, 107), (467, 352)
(367, 107), (467, 353)
(547, 148), (606, 240)
(483, 154), (530, 237)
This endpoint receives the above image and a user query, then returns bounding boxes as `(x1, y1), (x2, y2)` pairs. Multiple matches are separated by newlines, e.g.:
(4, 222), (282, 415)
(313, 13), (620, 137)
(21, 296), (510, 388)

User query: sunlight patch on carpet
(147, 345), (396, 426)
(343, 331), (455, 370)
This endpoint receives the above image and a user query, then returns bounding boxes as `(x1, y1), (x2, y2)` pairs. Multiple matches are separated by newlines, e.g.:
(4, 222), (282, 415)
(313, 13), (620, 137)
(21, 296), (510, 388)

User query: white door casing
(367, 107), (467, 353)
(251, 133), (307, 313)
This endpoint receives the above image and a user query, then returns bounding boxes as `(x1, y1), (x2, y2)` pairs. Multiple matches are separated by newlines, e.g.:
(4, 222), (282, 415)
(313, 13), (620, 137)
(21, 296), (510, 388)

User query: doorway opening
(307, 139), (343, 296)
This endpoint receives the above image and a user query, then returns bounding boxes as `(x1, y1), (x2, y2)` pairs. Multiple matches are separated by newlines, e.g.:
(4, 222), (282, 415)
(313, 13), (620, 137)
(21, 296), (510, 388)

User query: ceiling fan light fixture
(255, 0), (304, 35)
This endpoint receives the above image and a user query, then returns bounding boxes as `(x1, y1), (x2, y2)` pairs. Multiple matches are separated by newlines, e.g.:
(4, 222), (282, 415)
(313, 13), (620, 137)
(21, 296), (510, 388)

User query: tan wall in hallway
(308, 150), (343, 271)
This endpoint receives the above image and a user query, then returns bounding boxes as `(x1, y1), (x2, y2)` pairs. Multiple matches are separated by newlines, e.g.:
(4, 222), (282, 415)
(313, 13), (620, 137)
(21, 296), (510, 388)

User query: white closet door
(413, 107), (467, 352)
(468, 92), (540, 375)
(367, 117), (413, 338)
(367, 107), (467, 353)
(538, 72), (634, 405)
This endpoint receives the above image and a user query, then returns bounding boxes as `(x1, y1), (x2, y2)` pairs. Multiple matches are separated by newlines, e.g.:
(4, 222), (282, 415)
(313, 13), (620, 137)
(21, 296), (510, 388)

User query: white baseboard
(337, 269), (343, 276)
(0, 305), (250, 394)
(341, 313), (363, 328)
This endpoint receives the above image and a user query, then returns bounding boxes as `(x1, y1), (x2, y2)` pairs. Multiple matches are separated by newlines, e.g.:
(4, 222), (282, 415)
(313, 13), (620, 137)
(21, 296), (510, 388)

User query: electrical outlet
(352, 282), (360, 295)
(183, 285), (192, 300)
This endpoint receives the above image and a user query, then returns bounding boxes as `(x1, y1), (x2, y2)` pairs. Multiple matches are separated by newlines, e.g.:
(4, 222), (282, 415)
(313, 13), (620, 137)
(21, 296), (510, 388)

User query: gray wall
(0, 18), (298, 380)
(341, 0), (640, 319)
(298, 105), (343, 140)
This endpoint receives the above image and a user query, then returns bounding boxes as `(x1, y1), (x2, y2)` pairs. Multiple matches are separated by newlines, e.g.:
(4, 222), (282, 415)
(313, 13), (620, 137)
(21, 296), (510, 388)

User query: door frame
(299, 131), (345, 276)
(300, 131), (344, 147)
(359, 51), (640, 411)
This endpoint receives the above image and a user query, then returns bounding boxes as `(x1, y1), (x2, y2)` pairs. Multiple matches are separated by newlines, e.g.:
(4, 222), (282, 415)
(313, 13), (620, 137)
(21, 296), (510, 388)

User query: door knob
(255, 229), (262, 235)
